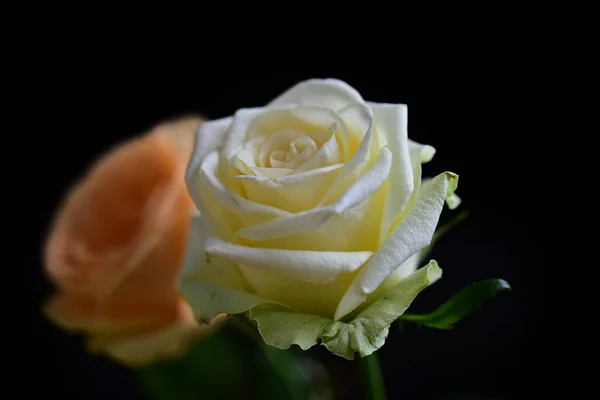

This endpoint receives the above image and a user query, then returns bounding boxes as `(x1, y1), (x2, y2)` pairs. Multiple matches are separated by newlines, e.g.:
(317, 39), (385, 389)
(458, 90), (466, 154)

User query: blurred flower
(43, 115), (225, 366)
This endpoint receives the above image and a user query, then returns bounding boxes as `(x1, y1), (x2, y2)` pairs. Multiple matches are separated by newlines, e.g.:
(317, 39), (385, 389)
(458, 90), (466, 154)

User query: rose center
(259, 129), (321, 169)
(268, 135), (318, 169)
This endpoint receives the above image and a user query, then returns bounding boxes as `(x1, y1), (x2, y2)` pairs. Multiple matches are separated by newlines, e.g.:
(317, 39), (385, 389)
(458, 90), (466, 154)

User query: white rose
(177, 79), (459, 359)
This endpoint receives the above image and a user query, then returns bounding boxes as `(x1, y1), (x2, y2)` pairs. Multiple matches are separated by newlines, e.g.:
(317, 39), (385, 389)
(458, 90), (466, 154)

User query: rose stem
(359, 352), (387, 400)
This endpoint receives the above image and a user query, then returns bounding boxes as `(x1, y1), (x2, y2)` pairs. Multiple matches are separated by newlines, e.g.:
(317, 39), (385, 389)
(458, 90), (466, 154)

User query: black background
(18, 72), (547, 399)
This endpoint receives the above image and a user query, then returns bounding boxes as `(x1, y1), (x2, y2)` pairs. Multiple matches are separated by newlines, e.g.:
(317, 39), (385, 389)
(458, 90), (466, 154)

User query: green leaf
(399, 278), (511, 330)
(250, 260), (442, 360)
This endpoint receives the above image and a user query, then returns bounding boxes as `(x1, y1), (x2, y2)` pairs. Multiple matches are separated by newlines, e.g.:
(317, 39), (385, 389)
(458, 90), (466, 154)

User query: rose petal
(292, 123), (343, 173)
(317, 103), (376, 207)
(185, 117), (232, 183)
(334, 171), (459, 320)
(228, 107), (351, 163)
(187, 150), (290, 239)
(232, 148), (259, 171)
(409, 139), (436, 163)
(234, 164), (344, 213)
(367, 103), (415, 243)
(257, 130), (318, 168)
(200, 151), (289, 218)
(204, 237), (372, 285)
(44, 294), (160, 335)
(250, 167), (293, 179)
(219, 108), (266, 161)
(360, 252), (422, 311)
(337, 103), (373, 154)
(235, 147), (392, 246)
(380, 139), (440, 240)
(86, 316), (212, 367)
(176, 215), (273, 319)
(268, 78), (366, 112)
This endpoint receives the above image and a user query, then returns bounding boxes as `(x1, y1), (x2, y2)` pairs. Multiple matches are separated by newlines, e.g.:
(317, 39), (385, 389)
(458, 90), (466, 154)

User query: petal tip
(427, 260), (442, 283)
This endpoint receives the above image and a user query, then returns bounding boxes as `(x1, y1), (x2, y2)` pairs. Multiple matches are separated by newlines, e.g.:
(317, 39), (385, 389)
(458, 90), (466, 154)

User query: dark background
(19, 72), (547, 399)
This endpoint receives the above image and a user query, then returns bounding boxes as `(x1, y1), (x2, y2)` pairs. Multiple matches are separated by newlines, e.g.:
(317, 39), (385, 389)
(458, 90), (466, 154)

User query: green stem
(228, 316), (307, 400)
(359, 353), (387, 400)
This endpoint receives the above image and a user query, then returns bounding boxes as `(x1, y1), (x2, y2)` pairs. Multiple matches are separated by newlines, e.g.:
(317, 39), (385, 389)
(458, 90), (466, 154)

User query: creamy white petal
(334, 171), (459, 320)
(234, 148), (258, 169)
(185, 117), (232, 183)
(250, 167), (293, 179)
(338, 102), (373, 144)
(198, 150), (290, 217)
(258, 129), (310, 167)
(292, 123), (342, 174)
(245, 106), (351, 161)
(180, 282), (270, 320)
(239, 163), (345, 185)
(204, 237), (373, 285)
(176, 215), (274, 319)
(235, 147), (392, 241)
(380, 139), (437, 240)
(317, 104), (375, 206)
(234, 164), (344, 213)
(408, 139), (436, 163)
(221, 108), (265, 160)
(368, 103), (414, 243)
(238, 267), (355, 317)
(367, 252), (422, 307)
(187, 167), (237, 241)
(177, 215), (246, 289)
(268, 79), (365, 111)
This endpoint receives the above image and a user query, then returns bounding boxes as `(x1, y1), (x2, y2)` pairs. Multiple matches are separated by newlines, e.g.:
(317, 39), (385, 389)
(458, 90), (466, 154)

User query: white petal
(250, 167), (293, 179)
(317, 104), (375, 206)
(177, 215), (246, 289)
(338, 102), (373, 149)
(268, 78), (365, 111)
(188, 150), (291, 238)
(234, 164), (344, 213)
(292, 123), (342, 173)
(234, 148), (259, 170)
(238, 267), (355, 317)
(334, 171), (459, 320)
(198, 151), (289, 218)
(409, 139), (436, 163)
(235, 147), (392, 241)
(367, 103), (414, 243)
(180, 282), (270, 320)
(205, 237), (373, 285)
(220, 108), (266, 160)
(185, 117), (232, 183)
(368, 252), (422, 304)
(258, 129), (309, 167)
(176, 215), (274, 319)
(379, 139), (437, 240)
(244, 106), (351, 161)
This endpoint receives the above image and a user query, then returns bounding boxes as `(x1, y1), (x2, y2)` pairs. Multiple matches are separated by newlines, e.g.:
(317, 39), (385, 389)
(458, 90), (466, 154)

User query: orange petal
(44, 117), (201, 297)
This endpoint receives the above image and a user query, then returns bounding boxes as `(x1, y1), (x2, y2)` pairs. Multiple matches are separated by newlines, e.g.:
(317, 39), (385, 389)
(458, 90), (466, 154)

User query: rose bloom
(44, 116), (223, 366)
(178, 79), (459, 358)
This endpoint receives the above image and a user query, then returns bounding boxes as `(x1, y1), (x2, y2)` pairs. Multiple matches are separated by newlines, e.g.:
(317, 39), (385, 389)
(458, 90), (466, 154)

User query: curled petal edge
(249, 260), (442, 360)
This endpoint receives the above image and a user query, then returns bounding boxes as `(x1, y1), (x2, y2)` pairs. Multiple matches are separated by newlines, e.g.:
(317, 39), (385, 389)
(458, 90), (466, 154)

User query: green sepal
(249, 261), (442, 360)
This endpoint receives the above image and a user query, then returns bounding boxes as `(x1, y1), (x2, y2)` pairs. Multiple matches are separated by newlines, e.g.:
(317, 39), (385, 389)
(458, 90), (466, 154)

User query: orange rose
(43, 115), (223, 366)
